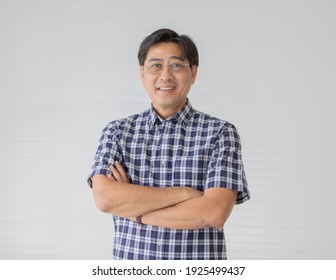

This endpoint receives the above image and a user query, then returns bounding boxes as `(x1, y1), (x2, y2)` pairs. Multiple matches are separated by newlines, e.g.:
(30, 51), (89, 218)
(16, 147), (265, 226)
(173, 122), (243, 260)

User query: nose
(159, 65), (174, 81)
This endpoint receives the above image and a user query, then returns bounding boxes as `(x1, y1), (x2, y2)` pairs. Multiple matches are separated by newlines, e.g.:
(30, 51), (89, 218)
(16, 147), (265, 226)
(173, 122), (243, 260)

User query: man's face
(140, 42), (197, 119)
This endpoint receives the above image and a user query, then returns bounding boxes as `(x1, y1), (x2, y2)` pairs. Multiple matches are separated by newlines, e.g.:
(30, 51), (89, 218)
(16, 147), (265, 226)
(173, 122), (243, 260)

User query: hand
(107, 161), (130, 183)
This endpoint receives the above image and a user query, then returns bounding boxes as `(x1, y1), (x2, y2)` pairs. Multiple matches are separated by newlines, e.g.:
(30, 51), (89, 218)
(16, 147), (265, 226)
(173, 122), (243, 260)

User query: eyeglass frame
(143, 59), (191, 74)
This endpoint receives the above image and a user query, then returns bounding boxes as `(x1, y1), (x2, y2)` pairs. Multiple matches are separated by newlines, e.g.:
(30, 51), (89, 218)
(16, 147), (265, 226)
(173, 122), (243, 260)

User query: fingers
(115, 161), (129, 182)
(109, 164), (122, 181)
(108, 161), (129, 183)
(107, 173), (115, 181)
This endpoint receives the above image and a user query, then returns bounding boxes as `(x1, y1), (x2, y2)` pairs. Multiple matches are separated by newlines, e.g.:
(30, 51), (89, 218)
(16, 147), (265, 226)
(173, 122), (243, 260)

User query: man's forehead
(146, 42), (184, 61)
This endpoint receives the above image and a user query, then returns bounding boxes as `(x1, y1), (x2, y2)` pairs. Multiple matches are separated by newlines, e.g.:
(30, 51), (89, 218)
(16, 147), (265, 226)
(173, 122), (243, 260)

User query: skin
(105, 162), (237, 230)
(140, 42), (198, 119)
(92, 42), (237, 230)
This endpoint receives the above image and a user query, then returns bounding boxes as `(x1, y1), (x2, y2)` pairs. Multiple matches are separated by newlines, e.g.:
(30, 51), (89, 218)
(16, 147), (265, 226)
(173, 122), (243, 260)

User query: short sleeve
(87, 121), (123, 188)
(205, 123), (250, 204)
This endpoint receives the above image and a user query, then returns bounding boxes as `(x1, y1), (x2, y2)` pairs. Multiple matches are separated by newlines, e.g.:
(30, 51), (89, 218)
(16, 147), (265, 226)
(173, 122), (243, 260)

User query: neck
(153, 100), (187, 120)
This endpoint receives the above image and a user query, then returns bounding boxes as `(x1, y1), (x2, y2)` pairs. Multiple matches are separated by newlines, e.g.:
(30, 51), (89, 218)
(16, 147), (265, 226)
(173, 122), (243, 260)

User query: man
(88, 28), (250, 260)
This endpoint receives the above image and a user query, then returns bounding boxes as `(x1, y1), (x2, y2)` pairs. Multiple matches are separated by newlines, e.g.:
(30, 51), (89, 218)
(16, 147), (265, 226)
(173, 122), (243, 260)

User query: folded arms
(92, 161), (237, 230)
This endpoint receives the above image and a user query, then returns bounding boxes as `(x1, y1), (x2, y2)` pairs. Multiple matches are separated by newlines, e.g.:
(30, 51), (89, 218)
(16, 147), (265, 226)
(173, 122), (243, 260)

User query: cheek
(180, 77), (193, 90)
(142, 77), (156, 90)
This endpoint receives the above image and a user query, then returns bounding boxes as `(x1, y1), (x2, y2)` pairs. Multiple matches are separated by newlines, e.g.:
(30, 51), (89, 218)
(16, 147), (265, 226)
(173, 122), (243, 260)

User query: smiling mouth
(157, 86), (176, 91)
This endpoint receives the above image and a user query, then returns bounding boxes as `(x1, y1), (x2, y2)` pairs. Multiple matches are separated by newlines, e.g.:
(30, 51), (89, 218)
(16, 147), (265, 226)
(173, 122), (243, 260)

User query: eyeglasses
(144, 61), (190, 74)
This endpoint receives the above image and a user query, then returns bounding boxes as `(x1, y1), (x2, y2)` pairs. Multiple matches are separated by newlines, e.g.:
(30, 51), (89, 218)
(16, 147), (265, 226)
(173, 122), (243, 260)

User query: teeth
(159, 87), (174, 90)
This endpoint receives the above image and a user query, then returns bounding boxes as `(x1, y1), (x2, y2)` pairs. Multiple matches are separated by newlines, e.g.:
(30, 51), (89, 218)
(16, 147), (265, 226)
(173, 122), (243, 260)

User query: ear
(140, 66), (145, 78)
(190, 65), (198, 84)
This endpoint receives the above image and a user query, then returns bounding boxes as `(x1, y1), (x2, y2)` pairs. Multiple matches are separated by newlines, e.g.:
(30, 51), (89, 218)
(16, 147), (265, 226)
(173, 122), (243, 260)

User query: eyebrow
(148, 56), (185, 62)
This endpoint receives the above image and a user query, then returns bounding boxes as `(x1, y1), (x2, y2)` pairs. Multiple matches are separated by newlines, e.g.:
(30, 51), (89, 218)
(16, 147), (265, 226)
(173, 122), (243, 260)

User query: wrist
(136, 215), (144, 225)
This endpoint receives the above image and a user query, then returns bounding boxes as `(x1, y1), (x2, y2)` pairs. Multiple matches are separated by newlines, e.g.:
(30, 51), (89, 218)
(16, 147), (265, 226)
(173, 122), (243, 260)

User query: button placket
(160, 122), (168, 167)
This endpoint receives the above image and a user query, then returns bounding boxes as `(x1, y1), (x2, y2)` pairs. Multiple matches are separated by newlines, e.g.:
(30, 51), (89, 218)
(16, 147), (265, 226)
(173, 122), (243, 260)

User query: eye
(150, 63), (163, 70)
(170, 62), (184, 70)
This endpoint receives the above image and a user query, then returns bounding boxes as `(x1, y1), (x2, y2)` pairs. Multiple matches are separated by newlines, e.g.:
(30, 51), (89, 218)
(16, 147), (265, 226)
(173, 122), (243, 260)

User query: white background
(0, 0), (335, 259)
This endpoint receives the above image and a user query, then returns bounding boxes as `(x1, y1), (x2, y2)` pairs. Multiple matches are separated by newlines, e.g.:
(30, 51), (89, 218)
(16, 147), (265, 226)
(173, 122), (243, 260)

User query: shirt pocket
(173, 156), (209, 191)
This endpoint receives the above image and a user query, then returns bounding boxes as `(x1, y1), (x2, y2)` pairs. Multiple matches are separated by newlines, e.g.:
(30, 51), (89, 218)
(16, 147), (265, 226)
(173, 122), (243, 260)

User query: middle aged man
(88, 28), (250, 260)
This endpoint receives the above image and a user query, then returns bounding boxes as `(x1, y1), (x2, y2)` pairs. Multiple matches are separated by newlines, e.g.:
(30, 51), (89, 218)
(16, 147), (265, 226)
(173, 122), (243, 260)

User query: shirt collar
(147, 99), (194, 129)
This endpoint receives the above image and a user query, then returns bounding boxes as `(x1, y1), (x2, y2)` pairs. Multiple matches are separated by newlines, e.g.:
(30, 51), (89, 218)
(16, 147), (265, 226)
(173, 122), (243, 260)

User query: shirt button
(162, 134), (169, 139)
(161, 160), (166, 166)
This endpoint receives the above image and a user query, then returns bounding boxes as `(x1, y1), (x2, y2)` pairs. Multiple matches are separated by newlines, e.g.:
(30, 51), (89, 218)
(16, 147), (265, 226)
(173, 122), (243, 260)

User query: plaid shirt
(88, 101), (250, 259)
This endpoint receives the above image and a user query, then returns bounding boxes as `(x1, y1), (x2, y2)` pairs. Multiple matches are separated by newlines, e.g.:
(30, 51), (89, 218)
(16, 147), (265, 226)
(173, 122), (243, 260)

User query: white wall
(1, 0), (335, 259)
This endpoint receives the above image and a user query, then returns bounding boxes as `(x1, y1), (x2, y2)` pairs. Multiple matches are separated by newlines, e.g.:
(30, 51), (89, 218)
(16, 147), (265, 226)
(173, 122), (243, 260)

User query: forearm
(142, 197), (213, 230)
(92, 174), (202, 217)
(141, 188), (237, 230)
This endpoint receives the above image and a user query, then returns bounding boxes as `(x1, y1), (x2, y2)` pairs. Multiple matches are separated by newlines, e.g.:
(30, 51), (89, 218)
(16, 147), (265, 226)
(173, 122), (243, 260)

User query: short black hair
(138, 28), (199, 67)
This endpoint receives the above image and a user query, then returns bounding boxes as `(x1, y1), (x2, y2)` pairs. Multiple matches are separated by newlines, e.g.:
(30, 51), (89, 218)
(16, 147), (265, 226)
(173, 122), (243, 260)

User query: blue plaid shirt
(88, 101), (250, 259)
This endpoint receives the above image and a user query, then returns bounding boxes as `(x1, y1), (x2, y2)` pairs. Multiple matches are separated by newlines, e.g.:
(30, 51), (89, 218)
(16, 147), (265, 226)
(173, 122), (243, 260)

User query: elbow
(205, 207), (231, 230)
(91, 176), (117, 213)
(208, 212), (226, 230)
(95, 199), (110, 213)
(198, 214), (224, 230)
(214, 218), (226, 231)
(203, 190), (237, 230)
(93, 186), (111, 213)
